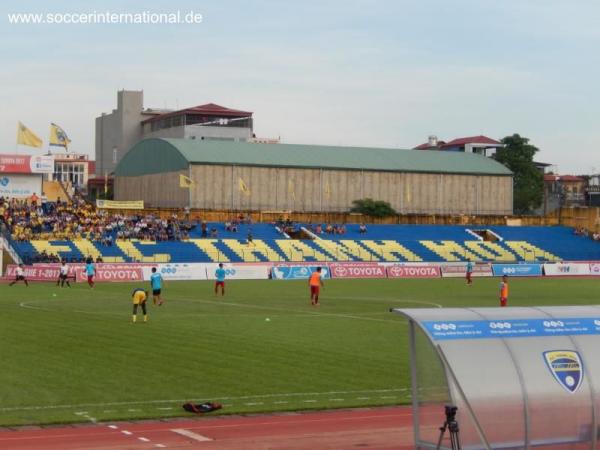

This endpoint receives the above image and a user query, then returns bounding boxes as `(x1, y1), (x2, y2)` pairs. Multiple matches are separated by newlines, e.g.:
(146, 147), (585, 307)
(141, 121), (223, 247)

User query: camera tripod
(436, 405), (461, 450)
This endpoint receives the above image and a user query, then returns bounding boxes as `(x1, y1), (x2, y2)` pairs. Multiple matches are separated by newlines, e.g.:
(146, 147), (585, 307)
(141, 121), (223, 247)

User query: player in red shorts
(309, 267), (324, 306)
(499, 275), (509, 307)
(215, 263), (226, 296)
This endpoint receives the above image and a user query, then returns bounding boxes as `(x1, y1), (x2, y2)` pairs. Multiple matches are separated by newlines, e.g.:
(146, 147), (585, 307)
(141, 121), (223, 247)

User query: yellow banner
(17, 122), (43, 148)
(96, 199), (144, 209)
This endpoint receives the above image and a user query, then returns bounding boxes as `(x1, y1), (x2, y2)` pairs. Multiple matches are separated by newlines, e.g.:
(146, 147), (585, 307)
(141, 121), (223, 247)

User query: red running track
(0, 407), (414, 450)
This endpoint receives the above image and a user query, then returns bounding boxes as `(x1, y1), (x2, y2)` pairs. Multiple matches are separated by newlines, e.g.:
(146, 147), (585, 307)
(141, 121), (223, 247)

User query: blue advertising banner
(423, 317), (600, 340)
(492, 264), (543, 277)
(271, 266), (331, 280)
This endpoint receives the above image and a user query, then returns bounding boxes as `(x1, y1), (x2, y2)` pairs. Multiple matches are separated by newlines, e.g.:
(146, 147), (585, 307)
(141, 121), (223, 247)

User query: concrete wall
(116, 164), (513, 214)
(95, 90), (145, 176)
(142, 125), (252, 141)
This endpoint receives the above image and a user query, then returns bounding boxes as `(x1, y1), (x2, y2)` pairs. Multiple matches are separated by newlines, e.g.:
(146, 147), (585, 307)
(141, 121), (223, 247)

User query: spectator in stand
(359, 223), (368, 234)
(210, 228), (218, 238)
(30, 192), (39, 207)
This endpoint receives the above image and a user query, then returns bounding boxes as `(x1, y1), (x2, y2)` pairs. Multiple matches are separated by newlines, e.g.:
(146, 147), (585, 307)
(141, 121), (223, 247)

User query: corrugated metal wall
(115, 164), (513, 214)
(114, 170), (188, 208)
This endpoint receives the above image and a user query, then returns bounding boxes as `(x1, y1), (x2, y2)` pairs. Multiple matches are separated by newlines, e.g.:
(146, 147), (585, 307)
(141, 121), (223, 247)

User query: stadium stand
(2, 195), (600, 263)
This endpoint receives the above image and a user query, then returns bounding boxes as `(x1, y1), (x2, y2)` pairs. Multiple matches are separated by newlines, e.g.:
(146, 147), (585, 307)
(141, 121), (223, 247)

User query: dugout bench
(392, 306), (600, 450)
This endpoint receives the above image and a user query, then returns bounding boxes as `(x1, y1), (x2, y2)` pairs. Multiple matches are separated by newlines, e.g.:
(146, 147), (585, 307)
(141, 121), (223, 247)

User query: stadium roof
(115, 138), (513, 177)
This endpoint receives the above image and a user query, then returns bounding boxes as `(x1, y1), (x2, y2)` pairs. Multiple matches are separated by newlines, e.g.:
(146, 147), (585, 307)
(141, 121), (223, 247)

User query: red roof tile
(141, 103), (253, 124)
(544, 174), (584, 182)
(440, 135), (502, 148)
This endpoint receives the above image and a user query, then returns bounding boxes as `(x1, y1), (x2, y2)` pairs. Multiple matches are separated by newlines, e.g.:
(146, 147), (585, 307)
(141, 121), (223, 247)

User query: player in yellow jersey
(132, 288), (149, 323)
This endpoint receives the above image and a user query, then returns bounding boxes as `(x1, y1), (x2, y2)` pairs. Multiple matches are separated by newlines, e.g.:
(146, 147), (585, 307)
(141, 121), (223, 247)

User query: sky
(0, 0), (599, 174)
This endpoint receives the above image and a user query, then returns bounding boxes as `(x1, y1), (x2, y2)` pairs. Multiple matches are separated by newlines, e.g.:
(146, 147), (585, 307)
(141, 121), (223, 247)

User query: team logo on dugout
(543, 350), (583, 393)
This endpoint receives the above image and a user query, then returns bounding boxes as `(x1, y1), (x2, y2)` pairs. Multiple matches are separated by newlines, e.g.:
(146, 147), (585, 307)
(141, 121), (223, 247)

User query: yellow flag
(49, 123), (71, 150)
(324, 181), (331, 199)
(238, 177), (251, 196)
(17, 122), (42, 148)
(287, 179), (295, 200)
(179, 174), (195, 188)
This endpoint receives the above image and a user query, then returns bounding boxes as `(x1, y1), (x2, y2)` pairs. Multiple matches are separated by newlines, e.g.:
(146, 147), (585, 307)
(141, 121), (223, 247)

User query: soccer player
(9, 264), (28, 287)
(150, 267), (164, 306)
(215, 263), (226, 296)
(57, 261), (71, 288)
(85, 258), (96, 288)
(499, 275), (509, 307)
(309, 267), (324, 306)
(132, 288), (149, 323)
(466, 260), (474, 286)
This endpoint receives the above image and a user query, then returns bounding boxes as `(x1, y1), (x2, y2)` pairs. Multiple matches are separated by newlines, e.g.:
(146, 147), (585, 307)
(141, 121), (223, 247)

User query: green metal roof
(115, 138), (513, 177)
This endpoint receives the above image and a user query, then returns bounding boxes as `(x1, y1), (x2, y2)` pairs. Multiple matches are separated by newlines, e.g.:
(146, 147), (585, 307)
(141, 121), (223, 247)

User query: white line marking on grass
(189, 298), (403, 324)
(156, 407), (174, 410)
(302, 400), (317, 403)
(171, 428), (212, 442)
(1, 388), (406, 412)
(380, 396), (397, 399)
(244, 402), (264, 406)
(128, 408), (140, 412)
(329, 297), (443, 308)
(330, 398), (345, 401)
(273, 401), (288, 404)
(357, 397), (371, 400)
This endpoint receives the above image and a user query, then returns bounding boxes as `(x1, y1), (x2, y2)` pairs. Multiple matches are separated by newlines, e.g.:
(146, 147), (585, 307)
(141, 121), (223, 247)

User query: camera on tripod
(436, 405), (461, 450)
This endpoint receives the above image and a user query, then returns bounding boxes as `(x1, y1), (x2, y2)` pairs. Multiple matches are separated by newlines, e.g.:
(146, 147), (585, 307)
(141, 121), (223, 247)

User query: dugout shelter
(392, 306), (600, 450)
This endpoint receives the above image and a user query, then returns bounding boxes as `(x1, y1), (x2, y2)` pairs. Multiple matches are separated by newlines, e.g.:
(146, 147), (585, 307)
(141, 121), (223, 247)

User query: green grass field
(1, 277), (599, 427)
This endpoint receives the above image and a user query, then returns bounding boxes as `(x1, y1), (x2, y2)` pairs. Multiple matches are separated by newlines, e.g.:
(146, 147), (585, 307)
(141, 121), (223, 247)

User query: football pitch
(1, 277), (599, 427)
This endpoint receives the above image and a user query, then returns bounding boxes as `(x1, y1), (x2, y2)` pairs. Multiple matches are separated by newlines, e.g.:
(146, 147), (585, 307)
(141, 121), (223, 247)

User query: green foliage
(494, 134), (544, 214)
(350, 198), (397, 217)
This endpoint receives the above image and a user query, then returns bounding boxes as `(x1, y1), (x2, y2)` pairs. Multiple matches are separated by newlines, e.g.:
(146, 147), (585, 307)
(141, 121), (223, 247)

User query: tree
(350, 198), (396, 217)
(494, 134), (543, 214)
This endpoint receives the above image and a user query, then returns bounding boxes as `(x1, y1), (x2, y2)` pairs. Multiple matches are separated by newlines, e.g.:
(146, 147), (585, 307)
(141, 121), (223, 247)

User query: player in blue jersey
(466, 260), (474, 286)
(150, 267), (164, 306)
(215, 263), (226, 296)
(85, 258), (96, 288)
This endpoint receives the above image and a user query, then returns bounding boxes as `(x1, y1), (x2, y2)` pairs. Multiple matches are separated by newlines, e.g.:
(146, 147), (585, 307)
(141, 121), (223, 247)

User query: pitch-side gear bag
(182, 401), (222, 414)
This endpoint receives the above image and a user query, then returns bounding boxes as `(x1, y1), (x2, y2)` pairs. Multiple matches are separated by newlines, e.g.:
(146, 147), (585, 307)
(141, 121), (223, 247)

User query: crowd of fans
(573, 226), (600, 242)
(0, 194), (196, 244)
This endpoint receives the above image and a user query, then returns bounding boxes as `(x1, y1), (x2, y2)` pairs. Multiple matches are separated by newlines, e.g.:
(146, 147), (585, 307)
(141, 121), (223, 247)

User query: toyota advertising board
(386, 265), (441, 278)
(75, 264), (145, 282)
(329, 262), (387, 279)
